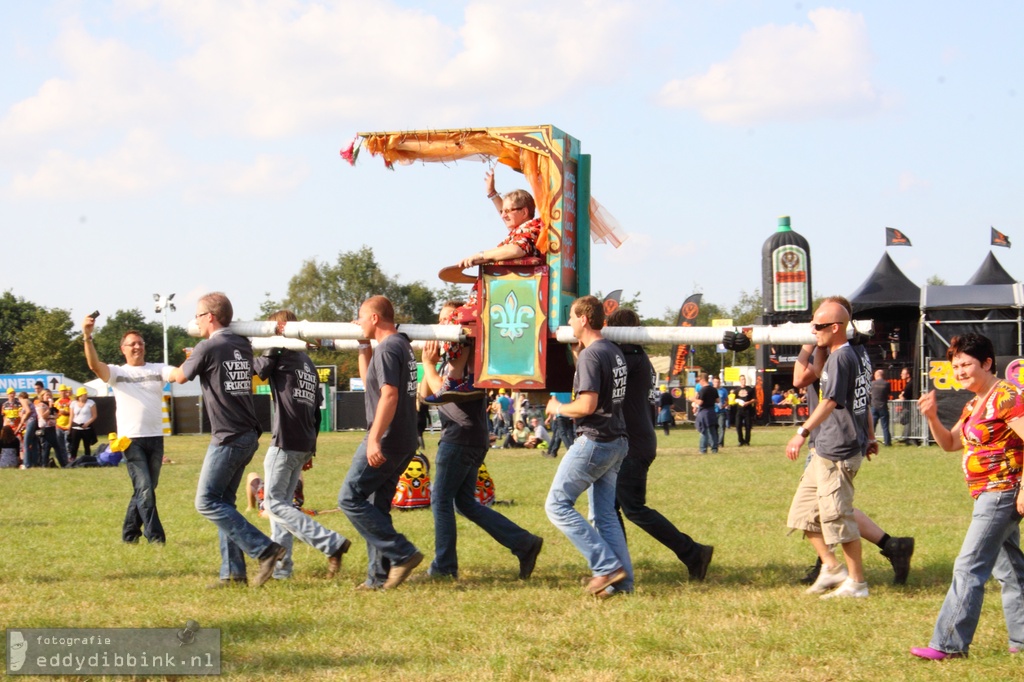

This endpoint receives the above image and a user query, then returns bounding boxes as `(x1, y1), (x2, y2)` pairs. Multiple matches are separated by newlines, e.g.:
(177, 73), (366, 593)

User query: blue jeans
(871, 406), (891, 446)
(716, 412), (727, 446)
(264, 446), (348, 579)
(194, 430), (271, 579)
(430, 441), (535, 577)
(338, 439), (419, 588)
(930, 490), (1024, 654)
(546, 435), (633, 589)
(696, 411), (718, 453)
(122, 436), (165, 543)
(547, 417), (574, 456)
(39, 426), (68, 467)
(21, 417), (39, 468)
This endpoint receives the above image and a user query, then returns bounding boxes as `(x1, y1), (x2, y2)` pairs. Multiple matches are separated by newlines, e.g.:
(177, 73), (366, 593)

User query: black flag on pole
(991, 227), (1011, 248)
(668, 293), (702, 381)
(885, 227), (912, 247)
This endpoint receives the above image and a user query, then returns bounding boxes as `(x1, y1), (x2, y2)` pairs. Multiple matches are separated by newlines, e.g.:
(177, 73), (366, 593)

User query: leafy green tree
(0, 291), (41, 374)
(8, 308), (90, 382)
(282, 245), (446, 324)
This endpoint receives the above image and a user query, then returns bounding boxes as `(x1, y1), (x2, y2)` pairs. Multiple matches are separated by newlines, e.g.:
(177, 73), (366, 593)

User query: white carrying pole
(554, 319), (874, 345)
(197, 319), (873, 348)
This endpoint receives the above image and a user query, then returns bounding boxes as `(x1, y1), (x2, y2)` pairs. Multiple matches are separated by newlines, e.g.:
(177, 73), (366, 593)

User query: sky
(2, 1), (1022, 331)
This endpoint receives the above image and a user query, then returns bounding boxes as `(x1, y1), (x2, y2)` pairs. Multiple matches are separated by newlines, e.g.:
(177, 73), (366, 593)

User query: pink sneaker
(910, 646), (965, 660)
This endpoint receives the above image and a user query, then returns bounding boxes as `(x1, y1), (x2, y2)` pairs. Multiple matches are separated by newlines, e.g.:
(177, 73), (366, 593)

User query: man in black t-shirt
(692, 373), (719, 454)
(255, 309), (351, 581)
(420, 301), (544, 581)
(338, 296), (423, 590)
(169, 292), (283, 588)
(734, 375), (756, 446)
(545, 296), (633, 598)
(608, 308), (714, 580)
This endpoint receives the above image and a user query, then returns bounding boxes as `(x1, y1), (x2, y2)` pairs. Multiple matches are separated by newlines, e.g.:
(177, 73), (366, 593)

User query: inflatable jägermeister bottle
(761, 216), (812, 317)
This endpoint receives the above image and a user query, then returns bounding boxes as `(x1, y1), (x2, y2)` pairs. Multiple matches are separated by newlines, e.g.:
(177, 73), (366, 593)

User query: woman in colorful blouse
(912, 333), (1024, 660)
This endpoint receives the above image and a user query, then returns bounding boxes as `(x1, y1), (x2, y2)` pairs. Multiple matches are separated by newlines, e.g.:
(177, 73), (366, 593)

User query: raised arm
(82, 316), (110, 383)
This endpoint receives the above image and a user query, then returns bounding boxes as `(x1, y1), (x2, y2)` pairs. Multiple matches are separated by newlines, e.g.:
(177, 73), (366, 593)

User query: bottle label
(772, 245), (808, 311)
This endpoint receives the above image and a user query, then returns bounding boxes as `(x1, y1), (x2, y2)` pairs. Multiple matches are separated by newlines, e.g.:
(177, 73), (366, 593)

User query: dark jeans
(22, 417), (40, 468)
(123, 436), (165, 544)
(736, 409), (753, 445)
(872, 406), (891, 446)
(615, 455), (701, 565)
(338, 439), (419, 588)
(69, 426), (96, 460)
(430, 441), (534, 577)
(39, 426), (68, 467)
(547, 417), (574, 456)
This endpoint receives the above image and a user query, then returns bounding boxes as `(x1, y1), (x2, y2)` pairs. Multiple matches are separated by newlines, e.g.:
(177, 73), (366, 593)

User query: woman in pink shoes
(912, 333), (1024, 661)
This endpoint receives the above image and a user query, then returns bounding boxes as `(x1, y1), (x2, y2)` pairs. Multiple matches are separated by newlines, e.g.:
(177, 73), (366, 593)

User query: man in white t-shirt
(83, 316), (172, 544)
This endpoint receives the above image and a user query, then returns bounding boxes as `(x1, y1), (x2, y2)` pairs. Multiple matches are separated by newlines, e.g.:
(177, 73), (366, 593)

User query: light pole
(153, 293), (176, 365)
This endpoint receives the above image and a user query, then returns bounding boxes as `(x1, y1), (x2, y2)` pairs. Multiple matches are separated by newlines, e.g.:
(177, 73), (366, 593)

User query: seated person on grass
(502, 420), (533, 449)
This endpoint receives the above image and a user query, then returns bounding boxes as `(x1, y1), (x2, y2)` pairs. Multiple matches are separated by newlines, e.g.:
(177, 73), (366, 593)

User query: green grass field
(3, 428), (1022, 681)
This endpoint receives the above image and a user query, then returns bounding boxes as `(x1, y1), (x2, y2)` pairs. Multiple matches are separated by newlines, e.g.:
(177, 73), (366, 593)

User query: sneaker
(327, 538), (352, 577)
(799, 558), (823, 585)
(686, 544), (714, 582)
(819, 577), (868, 599)
(585, 567), (628, 596)
(424, 376), (485, 405)
(518, 536), (544, 580)
(382, 551), (424, 589)
(881, 536), (915, 585)
(910, 646), (965, 660)
(253, 542), (287, 587)
(805, 563), (848, 595)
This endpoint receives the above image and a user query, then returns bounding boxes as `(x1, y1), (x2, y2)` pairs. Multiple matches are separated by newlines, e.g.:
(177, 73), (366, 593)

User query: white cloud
(188, 154), (309, 200)
(658, 8), (882, 124)
(0, 24), (178, 140)
(127, 0), (640, 137)
(0, 0), (642, 197)
(8, 129), (181, 199)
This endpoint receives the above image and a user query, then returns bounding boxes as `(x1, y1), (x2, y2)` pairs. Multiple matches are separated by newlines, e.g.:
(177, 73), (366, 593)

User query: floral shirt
(497, 217), (542, 259)
(958, 380), (1024, 498)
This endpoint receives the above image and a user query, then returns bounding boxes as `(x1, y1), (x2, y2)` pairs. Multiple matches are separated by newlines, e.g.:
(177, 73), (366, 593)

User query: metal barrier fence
(885, 400), (927, 445)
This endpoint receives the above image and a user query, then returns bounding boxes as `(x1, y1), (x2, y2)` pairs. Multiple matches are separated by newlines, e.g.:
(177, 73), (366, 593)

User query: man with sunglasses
(169, 292), (284, 588)
(425, 176), (543, 404)
(83, 315), (173, 544)
(784, 300), (872, 599)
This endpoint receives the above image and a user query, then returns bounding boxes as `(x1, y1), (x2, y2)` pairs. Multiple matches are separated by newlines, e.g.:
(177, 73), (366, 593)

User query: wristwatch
(796, 425), (810, 438)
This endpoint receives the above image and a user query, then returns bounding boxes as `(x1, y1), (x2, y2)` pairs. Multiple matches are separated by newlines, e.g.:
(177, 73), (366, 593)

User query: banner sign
(0, 374), (64, 394)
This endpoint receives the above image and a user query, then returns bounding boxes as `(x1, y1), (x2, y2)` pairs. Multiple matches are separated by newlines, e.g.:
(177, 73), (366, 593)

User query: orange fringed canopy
(360, 129), (554, 254)
(358, 128), (626, 253)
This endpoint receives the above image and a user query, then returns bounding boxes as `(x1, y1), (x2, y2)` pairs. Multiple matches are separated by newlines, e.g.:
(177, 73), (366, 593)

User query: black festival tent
(848, 253), (920, 367)
(965, 251), (1017, 285)
(849, 252), (921, 311)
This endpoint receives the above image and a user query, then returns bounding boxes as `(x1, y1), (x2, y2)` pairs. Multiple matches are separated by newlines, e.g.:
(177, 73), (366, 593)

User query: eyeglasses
(811, 322), (838, 331)
(121, 341), (145, 347)
(500, 206), (525, 214)
(195, 311), (212, 320)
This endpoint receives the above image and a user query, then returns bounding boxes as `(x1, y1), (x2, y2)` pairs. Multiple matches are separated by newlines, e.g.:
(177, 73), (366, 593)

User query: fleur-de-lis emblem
(490, 291), (535, 341)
